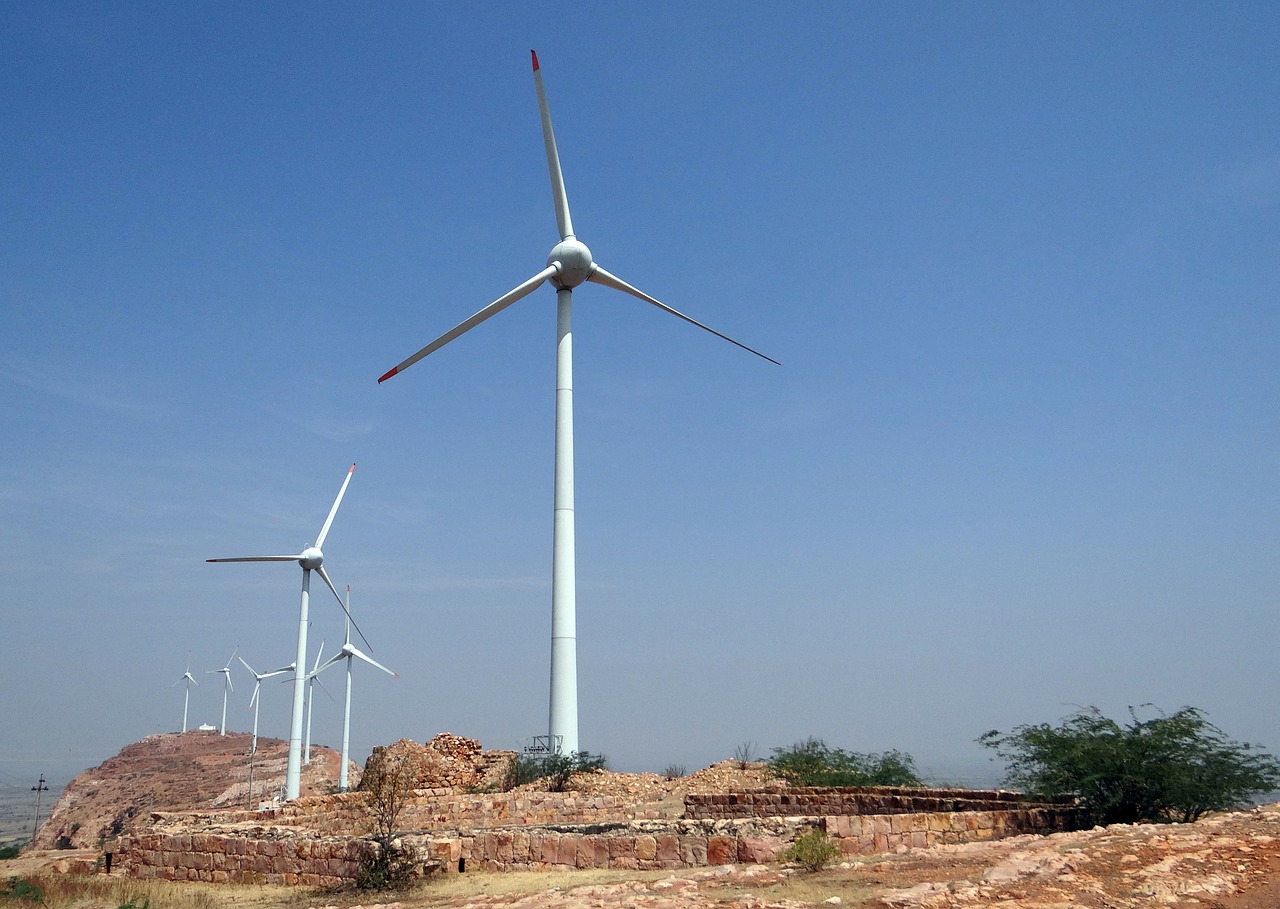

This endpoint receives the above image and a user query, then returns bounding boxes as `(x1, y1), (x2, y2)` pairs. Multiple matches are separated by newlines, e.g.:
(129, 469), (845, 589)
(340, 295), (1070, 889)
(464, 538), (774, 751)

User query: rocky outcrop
(34, 732), (355, 849)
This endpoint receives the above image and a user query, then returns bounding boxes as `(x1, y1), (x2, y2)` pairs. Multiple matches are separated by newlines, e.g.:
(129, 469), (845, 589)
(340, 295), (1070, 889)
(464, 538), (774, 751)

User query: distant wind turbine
(171, 659), (198, 734)
(311, 586), (398, 790)
(302, 639), (330, 766)
(206, 649), (238, 736)
(238, 655), (294, 755)
(208, 464), (363, 800)
(378, 52), (777, 756)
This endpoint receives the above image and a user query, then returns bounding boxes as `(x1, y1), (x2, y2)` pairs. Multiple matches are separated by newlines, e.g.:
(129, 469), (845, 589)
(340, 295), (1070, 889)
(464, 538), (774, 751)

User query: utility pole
(31, 774), (48, 845)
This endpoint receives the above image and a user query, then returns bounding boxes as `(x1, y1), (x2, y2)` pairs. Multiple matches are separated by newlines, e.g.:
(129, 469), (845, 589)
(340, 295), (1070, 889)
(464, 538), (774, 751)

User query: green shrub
(768, 739), (923, 787)
(1, 876), (44, 903)
(783, 827), (840, 872)
(0, 843), (21, 860)
(980, 705), (1280, 825)
(503, 751), (607, 792)
(662, 764), (686, 781)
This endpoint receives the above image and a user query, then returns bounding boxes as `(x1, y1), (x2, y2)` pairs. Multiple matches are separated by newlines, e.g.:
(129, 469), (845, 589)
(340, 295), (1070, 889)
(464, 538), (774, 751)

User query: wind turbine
(238, 655), (294, 755)
(378, 52), (777, 756)
(311, 586), (398, 790)
(171, 659), (198, 734)
(302, 639), (329, 766)
(207, 463), (359, 800)
(206, 649), (238, 736)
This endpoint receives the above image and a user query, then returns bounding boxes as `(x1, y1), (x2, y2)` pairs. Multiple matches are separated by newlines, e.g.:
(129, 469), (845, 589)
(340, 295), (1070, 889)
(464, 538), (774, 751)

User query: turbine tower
(312, 586), (398, 790)
(171, 660), (198, 733)
(208, 464), (358, 800)
(206, 649), (238, 736)
(303, 639), (327, 766)
(379, 52), (777, 756)
(238, 655), (294, 755)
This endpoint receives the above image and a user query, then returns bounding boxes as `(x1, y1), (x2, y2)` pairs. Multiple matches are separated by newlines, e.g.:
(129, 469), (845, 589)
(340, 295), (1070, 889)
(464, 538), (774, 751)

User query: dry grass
(0, 872), (322, 909)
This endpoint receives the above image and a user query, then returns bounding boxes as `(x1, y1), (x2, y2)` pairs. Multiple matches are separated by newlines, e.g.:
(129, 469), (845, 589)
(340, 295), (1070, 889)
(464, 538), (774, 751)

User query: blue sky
(2, 2), (1278, 790)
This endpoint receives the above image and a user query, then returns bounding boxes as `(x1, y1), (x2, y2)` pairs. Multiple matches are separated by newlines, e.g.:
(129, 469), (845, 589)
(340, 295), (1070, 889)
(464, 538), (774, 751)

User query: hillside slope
(34, 731), (355, 849)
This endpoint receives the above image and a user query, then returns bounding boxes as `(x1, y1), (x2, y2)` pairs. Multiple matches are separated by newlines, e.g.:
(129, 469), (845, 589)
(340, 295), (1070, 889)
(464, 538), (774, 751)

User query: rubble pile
(362, 734), (517, 792)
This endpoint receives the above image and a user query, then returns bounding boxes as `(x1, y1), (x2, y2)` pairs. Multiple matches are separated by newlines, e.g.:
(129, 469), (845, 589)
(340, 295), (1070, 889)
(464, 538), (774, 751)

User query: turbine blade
(312, 640), (326, 673)
(207, 555), (303, 563)
(588, 265), (782, 366)
(249, 682), (260, 708)
(378, 265), (558, 383)
(313, 653), (346, 675)
(237, 655), (257, 676)
(313, 673), (335, 702)
(350, 646), (398, 679)
(315, 463), (355, 549)
(316, 566), (377, 655)
(532, 49), (574, 240)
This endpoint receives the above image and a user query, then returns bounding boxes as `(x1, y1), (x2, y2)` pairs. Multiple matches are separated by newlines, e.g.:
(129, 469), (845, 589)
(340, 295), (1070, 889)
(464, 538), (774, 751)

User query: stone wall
(449, 809), (1077, 872)
(113, 805), (1077, 881)
(183, 787), (673, 837)
(111, 830), (372, 886)
(684, 787), (1069, 820)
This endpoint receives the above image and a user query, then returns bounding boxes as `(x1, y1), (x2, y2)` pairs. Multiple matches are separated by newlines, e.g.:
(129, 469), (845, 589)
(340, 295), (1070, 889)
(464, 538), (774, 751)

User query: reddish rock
(707, 835), (735, 864)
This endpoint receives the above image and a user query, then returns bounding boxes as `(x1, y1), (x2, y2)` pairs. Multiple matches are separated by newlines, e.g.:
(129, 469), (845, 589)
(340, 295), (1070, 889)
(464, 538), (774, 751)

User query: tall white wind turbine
(208, 464), (358, 800)
(206, 649), (238, 736)
(238, 655), (295, 755)
(311, 586), (398, 790)
(379, 52), (778, 756)
(171, 659), (198, 734)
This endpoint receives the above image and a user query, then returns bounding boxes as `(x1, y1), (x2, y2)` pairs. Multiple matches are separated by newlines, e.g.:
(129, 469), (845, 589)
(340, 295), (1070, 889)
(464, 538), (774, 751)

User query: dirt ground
(9, 803), (1280, 908)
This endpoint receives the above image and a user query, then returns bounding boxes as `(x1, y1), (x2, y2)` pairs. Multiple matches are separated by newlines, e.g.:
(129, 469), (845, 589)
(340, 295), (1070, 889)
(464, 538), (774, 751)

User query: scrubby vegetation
(981, 705), (1280, 825)
(733, 741), (759, 769)
(768, 739), (924, 787)
(356, 743), (424, 890)
(1, 876), (43, 903)
(783, 827), (840, 872)
(503, 751), (608, 792)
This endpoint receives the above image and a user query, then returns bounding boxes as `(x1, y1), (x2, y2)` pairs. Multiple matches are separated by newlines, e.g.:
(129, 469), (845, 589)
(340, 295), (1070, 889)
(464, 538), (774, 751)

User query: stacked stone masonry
(114, 802), (1078, 881)
(684, 786), (1070, 820)
(112, 830), (372, 886)
(189, 788), (673, 838)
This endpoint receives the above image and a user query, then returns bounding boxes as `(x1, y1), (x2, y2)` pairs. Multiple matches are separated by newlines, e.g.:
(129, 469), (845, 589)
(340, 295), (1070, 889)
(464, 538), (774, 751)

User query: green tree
(768, 739), (923, 787)
(980, 705), (1280, 825)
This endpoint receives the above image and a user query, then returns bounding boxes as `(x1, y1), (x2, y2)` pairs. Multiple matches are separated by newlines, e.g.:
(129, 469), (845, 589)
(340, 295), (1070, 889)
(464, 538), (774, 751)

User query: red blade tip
(531, 50), (539, 71)
(377, 367), (398, 383)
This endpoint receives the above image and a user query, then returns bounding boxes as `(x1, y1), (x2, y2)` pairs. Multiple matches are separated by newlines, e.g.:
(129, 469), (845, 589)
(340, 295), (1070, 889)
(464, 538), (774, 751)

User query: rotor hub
(547, 238), (593, 289)
(299, 546), (323, 570)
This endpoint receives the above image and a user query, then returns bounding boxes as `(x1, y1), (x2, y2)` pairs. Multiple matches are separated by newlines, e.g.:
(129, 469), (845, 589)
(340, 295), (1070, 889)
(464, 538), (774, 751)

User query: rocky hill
(33, 731), (355, 849)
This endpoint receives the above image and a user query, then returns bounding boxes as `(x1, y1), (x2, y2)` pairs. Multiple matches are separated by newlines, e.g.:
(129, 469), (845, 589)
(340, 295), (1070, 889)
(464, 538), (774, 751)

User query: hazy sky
(2, 2), (1278, 791)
